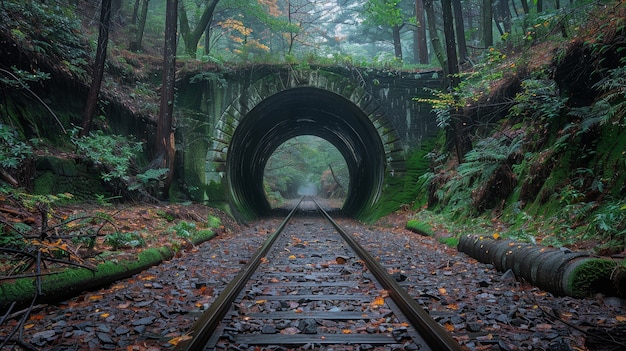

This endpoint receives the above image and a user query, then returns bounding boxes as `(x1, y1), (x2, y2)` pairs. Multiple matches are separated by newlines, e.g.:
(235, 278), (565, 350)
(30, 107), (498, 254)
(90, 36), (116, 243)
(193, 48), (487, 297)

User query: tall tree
(153, 0), (178, 196)
(79, 0), (112, 136)
(441, 0), (459, 88)
(178, 0), (220, 57)
(452, 0), (467, 62)
(424, 0), (445, 68)
(364, 0), (404, 59)
(482, 0), (493, 47)
(129, 0), (149, 52)
(441, 0), (469, 162)
(414, 0), (429, 64)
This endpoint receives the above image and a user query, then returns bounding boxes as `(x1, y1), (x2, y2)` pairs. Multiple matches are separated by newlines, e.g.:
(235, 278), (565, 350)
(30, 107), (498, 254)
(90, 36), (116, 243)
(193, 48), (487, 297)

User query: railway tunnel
(227, 87), (386, 218)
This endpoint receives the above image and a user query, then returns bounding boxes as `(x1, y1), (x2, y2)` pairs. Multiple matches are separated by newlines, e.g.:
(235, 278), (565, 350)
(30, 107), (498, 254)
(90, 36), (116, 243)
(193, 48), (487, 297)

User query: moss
(592, 125), (626, 197)
(568, 258), (617, 298)
(438, 237), (459, 247)
(406, 219), (434, 236)
(0, 247), (175, 309)
(358, 137), (436, 222)
(192, 230), (216, 244)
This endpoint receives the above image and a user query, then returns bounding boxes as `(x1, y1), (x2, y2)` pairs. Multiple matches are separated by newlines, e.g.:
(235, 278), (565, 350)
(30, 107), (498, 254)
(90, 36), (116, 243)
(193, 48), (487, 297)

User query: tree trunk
(521, 0), (529, 14)
(499, 0), (512, 35)
(392, 25), (402, 60)
(131, 0), (140, 25)
(180, 0), (219, 58)
(442, 0), (468, 163)
(129, 0), (149, 52)
(482, 0), (493, 47)
(424, 0), (445, 69)
(79, 0), (112, 136)
(153, 0), (178, 197)
(537, 0), (543, 12)
(414, 0), (429, 64)
(452, 0), (467, 63)
(442, 0), (459, 87)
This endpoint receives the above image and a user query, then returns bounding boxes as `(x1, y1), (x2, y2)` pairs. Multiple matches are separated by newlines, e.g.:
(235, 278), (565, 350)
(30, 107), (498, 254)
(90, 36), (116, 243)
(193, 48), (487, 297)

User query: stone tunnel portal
(227, 87), (386, 218)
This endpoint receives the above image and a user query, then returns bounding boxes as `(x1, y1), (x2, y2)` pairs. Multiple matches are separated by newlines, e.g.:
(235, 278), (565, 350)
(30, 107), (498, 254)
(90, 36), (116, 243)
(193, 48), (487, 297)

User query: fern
(591, 66), (626, 126)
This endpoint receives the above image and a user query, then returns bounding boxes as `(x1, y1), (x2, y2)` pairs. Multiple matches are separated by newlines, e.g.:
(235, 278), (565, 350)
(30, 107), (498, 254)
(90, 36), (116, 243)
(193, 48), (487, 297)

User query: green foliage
(128, 168), (169, 192)
(0, 66), (50, 89)
(406, 219), (434, 236)
(587, 201), (626, 250)
(0, 229), (25, 249)
(207, 215), (221, 228)
(156, 210), (175, 222)
(0, 0), (87, 79)
(169, 221), (197, 240)
(508, 78), (566, 122)
(437, 237), (459, 247)
(103, 231), (146, 251)
(70, 128), (143, 183)
(433, 134), (523, 215)
(0, 123), (32, 170)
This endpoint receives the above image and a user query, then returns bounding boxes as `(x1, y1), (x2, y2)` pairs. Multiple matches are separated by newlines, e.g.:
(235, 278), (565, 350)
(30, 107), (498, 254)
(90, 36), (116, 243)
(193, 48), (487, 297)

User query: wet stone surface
(2, 212), (624, 351)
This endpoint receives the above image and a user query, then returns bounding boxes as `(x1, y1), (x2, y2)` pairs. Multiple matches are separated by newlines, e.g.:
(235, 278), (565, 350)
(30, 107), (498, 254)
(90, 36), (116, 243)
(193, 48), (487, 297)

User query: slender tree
(79, 0), (112, 136)
(452, 0), (467, 63)
(129, 0), (149, 52)
(153, 0), (178, 196)
(424, 0), (445, 68)
(441, 0), (459, 89)
(482, 0), (493, 47)
(414, 0), (429, 64)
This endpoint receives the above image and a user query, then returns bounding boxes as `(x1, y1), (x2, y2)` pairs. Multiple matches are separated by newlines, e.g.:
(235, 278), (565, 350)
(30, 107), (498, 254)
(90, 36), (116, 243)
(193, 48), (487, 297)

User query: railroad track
(175, 197), (462, 351)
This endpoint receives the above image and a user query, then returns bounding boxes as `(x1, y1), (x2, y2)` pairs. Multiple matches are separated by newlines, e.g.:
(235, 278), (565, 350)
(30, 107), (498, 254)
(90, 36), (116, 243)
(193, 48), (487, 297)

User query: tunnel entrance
(263, 135), (349, 209)
(226, 87), (386, 218)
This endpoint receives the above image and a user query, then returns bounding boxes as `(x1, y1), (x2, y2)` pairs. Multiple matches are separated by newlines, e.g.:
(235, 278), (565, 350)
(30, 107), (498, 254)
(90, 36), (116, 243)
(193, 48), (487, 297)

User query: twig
(0, 68), (66, 134)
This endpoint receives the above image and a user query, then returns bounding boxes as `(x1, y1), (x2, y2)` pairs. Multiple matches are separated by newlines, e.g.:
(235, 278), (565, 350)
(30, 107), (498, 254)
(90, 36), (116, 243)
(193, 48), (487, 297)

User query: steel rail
(312, 197), (464, 351)
(174, 198), (304, 351)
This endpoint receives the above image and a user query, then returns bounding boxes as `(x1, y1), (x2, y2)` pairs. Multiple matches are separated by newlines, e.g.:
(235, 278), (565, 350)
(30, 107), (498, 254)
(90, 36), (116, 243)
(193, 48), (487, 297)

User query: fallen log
(458, 234), (619, 298)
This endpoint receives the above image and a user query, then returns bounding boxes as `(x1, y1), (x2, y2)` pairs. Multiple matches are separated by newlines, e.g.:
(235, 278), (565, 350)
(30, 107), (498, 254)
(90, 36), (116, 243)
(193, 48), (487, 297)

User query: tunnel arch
(226, 87), (387, 218)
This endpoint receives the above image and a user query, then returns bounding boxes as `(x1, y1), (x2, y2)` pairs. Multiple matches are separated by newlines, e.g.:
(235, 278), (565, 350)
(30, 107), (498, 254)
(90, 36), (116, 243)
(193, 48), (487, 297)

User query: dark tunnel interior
(226, 87), (387, 218)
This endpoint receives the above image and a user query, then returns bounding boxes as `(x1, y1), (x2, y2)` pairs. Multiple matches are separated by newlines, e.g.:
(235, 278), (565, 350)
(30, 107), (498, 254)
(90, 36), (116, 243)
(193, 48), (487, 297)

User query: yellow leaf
(100, 313), (110, 318)
(24, 324), (35, 329)
(438, 288), (447, 295)
(255, 300), (267, 304)
(288, 255), (296, 260)
(168, 334), (193, 346)
(492, 233), (500, 240)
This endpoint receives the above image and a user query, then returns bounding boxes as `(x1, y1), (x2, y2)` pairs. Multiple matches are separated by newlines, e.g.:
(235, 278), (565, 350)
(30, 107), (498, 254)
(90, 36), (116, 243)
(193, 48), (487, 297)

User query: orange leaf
(89, 295), (103, 300)
(438, 288), (447, 295)
(342, 329), (352, 334)
(444, 322), (454, 332)
(616, 316), (626, 322)
(371, 296), (385, 307)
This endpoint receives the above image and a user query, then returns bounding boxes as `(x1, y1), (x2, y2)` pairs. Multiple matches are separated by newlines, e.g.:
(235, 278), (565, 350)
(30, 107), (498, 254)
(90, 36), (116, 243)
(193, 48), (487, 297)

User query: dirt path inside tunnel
(1, 205), (624, 351)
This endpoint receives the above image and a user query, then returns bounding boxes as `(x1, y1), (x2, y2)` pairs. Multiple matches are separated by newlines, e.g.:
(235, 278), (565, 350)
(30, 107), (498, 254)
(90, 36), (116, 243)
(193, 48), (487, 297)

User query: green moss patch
(406, 219), (434, 236)
(568, 258), (618, 298)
